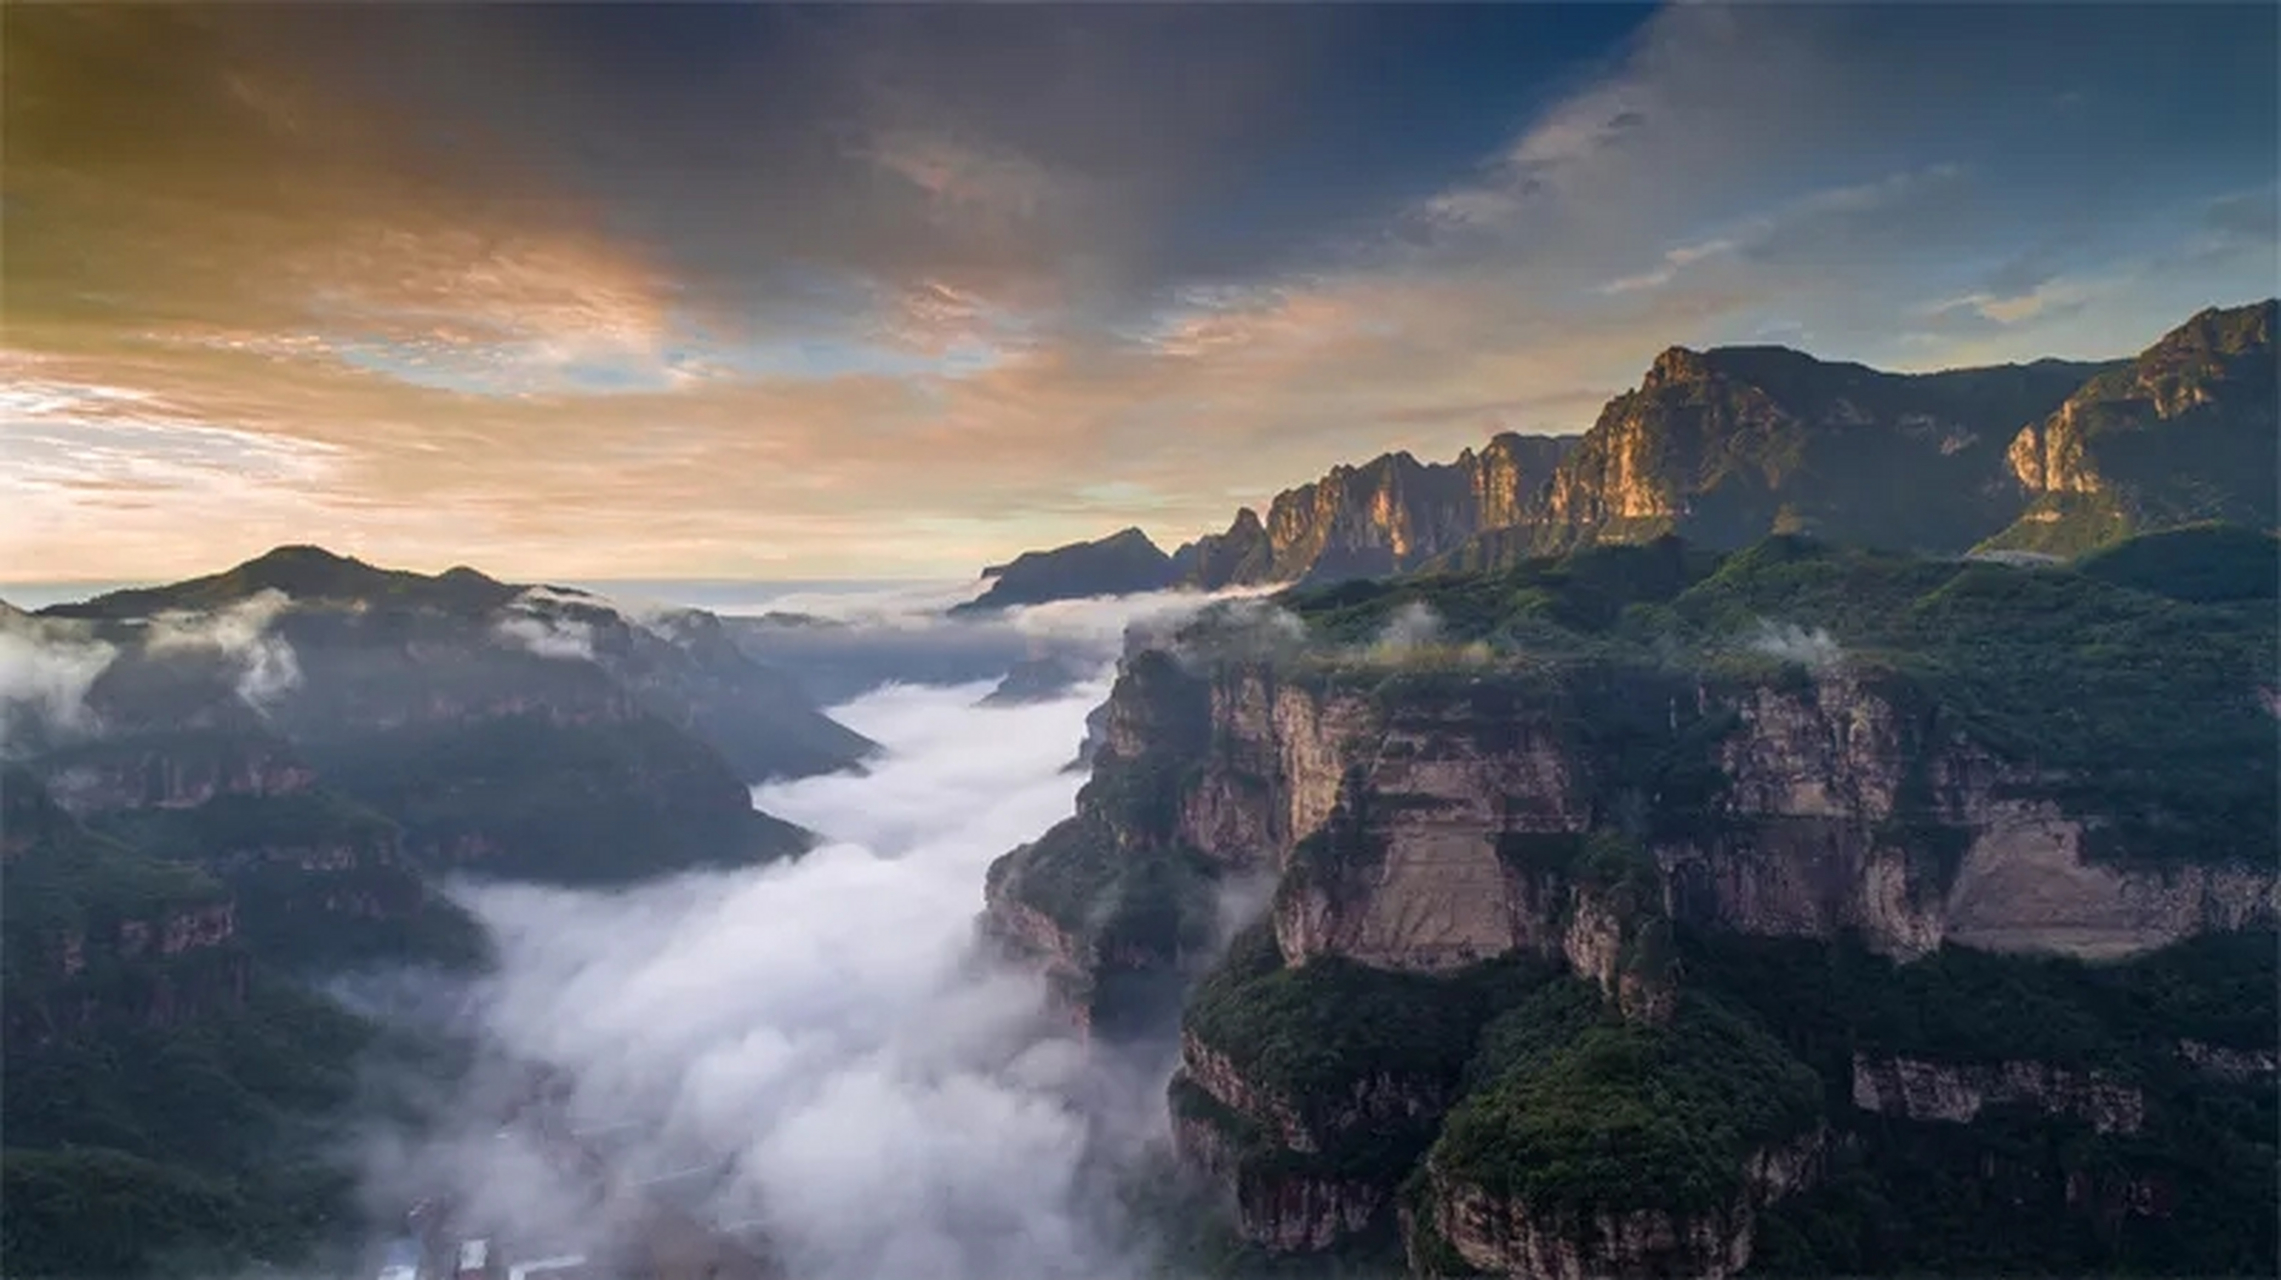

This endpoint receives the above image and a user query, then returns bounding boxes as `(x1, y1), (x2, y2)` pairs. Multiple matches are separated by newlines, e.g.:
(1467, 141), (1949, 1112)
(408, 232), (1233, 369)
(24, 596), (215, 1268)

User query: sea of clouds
(352, 665), (1227, 1280)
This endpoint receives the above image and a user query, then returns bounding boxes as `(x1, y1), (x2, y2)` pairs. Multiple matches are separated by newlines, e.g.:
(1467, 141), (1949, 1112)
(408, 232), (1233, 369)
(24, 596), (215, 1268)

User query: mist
(356, 666), (1207, 1280)
(725, 583), (1284, 705)
(493, 589), (602, 662)
(0, 609), (117, 747)
(1744, 619), (1844, 671)
(139, 589), (305, 708)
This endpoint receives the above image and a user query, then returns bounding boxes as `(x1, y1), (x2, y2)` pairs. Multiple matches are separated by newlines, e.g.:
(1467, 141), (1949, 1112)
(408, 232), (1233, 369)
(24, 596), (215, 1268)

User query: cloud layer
(358, 670), (1203, 1279)
(6, 4), (2274, 579)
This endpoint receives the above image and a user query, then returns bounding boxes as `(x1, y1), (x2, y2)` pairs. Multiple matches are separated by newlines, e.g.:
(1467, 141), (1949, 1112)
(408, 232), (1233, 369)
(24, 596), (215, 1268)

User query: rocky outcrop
(36, 738), (316, 814)
(1986, 300), (2278, 553)
(1850, 1053), (2146, 1135)
(1014, 649), (2277, 1025)
(982, 301), (2272, 599)
(1202, 662), (2275, 975)
(978, 858), (1103, 1031)
(115, 901), (238, 960)
(1175, 434), (1582, 591)
(15, 897), (250, 1044)
(1418, 1129), (1825, 1280)
(1172, 1030), (1453, 1253)
(1180, 1030), (1454, 1157)
(1534, 345), (2113, 558)
(2176, 1039), (2279, 1083)
(1234, 1173), (1389, 1254)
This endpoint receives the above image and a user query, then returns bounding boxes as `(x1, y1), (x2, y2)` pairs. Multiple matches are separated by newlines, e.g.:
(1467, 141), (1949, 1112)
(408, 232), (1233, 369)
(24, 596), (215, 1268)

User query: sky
(4, 2), (2275, 581)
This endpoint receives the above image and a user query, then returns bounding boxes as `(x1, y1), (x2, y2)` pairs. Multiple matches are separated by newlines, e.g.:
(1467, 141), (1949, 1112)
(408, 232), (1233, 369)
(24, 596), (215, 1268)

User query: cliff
(3, 769), (250, 1043)
(1983, 300), (2278, 555)
(981, 529), (2277, 1274)
(1849, 1053), (2144, 1134)
(976, 301), (2276, 606)
(1176, 434), (1583, 589)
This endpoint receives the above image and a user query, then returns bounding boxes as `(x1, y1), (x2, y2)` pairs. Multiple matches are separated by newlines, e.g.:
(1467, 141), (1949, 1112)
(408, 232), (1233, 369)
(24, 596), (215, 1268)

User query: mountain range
(963, 300), (2276, 608)
(5, 298), (2275, 1280)
(983, 521), (2280, 1278)
(1, 548), (892, 1274)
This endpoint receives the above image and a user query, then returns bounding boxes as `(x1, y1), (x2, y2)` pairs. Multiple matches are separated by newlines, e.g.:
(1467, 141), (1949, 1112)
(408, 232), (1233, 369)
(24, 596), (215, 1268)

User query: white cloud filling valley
(356, 663), (1236, 1280)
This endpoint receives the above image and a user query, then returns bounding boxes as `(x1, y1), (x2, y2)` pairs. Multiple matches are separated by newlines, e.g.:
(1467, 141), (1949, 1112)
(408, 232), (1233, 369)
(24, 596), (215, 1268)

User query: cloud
(865, 131), (1061, 232)
(354, 666), (1195, 1280)
(143, 589), (304, 708)
(10, 5), (2275, 580)
(0, 610), (119, 751)
(492, 591), (604, 663)
(1373, 600), (1443, 653)
(492, 615), (597, 663)
(1744, 620), (1843, 672)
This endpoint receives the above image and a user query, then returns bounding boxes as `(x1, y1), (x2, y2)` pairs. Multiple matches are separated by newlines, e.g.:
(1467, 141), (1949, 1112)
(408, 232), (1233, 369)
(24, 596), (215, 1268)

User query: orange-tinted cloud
(3, 3), (2273, 581)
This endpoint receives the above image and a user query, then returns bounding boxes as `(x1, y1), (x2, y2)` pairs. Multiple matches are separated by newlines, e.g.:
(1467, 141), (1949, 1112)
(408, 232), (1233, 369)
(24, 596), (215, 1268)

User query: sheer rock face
(992, 300), (2276, 601)
(1850, 1053), (2146, 1135)
(1988, 301), (2278, 552)
(37, 742), (317, 815)
(1183, 663), (2276, 975)
(990, 650), (2275, 1028)
(1172, 1027), (1455, 1253)
(1177, 434), (1582, 589)
(1418, 1129), (1827, 1280)
(983, 622), (2274, 1272)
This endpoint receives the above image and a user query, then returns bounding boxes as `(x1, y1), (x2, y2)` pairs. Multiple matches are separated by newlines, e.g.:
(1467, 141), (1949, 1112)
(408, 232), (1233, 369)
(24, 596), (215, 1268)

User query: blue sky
(3, 3), (2274, 578)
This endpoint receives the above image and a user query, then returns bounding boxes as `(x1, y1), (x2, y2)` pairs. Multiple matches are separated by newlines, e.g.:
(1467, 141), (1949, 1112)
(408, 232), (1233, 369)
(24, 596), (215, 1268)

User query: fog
(0, 609), (116, 746)
(724, 583), (1283, 705)
(494, 590), (602, 662)
(358, 667), (1211, 1280)
(1744, 619), (1845, 671)
(141, 588), (304, 707)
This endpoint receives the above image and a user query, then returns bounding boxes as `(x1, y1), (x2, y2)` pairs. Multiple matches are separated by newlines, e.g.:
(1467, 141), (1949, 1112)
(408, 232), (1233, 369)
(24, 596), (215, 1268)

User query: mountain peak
(1646, 345), (1711, 385)
(952, 527), (1176, 614)
(2157, 298), (2276, 360)
(43, 546), (521, 620)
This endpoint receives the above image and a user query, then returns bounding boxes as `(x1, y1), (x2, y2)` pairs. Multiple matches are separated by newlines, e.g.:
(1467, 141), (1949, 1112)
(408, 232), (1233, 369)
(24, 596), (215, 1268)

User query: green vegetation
(1433, 986), (1822, 1214)
(1001, 816), (1219, 968)
(1266, 531), (2278, 868)
(1971, 494), (2137, 558)
(1185, 924), (1556, 1125)
(308, 711), (810, 882)
(1, 969), (377, 1279)
(1280, 536), (1721, 652)
(1684, 929), (2281, 1276)
(2, 835), (228, 984)
(0, 1147), (351, 1280)
(0, 773), (453, 1278)
(86, 790), (489, 972)
(2075, 521), (2279, 603)
(1683, 929), (2278, 1085)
